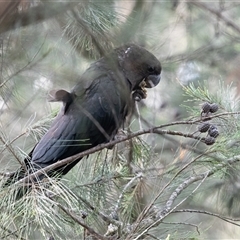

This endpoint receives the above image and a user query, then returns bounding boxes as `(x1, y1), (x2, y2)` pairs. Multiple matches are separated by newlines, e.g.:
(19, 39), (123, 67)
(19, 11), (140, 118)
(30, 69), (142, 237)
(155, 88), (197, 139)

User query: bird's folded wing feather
(31, 73), (129, 168)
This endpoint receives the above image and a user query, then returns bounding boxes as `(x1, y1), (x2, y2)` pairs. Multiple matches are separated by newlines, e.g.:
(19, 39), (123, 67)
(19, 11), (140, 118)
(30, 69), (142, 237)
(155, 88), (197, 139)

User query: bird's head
(115, 44), (161, 101)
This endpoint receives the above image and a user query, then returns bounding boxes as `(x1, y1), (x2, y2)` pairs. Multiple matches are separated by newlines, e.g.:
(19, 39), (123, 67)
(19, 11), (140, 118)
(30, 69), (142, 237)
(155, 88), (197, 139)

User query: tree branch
(129, 172), (209, 240)
(173, 209), (240, 228)
(111, 173), (144, 220)
(11, 128), (203, 186)
(161, 221), (200, 235)
(12, 111), (240, 186)
(123, 154), (240, 239)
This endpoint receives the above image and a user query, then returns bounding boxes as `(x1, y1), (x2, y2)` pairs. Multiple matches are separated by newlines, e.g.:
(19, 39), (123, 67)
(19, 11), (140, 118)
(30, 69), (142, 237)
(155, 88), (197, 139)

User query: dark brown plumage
(6, 43), (161, 184)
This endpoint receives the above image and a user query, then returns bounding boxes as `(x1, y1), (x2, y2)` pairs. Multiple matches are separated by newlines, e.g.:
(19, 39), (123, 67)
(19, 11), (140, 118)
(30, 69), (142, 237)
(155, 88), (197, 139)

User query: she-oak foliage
(1, 1), (240, 239)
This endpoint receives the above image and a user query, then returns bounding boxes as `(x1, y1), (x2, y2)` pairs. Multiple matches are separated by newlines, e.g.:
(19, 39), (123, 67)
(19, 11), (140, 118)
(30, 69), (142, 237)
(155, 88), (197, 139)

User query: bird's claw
(133, 81), (147, 102)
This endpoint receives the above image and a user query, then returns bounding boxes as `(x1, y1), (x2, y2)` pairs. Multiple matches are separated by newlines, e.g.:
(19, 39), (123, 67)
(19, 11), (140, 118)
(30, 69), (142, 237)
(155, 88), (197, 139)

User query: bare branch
(161, 221), (200, 235)
(12, 111), (240, 186)
(174, 209), (240, 228)
(10, 127), (205, 186)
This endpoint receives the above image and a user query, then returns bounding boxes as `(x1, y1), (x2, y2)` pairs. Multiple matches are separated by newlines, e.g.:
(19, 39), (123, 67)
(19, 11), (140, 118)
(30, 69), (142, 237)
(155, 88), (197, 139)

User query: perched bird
(6, 43), (161, 184)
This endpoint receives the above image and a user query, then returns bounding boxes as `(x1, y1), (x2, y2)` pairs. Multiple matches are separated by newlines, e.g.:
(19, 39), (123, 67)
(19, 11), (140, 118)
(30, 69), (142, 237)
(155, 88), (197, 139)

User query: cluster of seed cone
(198, 102), (219, 145)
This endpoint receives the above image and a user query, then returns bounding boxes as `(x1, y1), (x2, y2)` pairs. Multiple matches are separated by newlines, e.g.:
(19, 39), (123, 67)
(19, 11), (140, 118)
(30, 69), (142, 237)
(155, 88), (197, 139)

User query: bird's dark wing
(31, 71), (130, 172)
(3, 43), (162, 194)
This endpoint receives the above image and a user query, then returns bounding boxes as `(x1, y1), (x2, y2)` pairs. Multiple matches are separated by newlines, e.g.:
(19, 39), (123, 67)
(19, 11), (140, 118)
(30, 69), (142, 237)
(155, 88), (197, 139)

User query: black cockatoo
(6, 43), (161, 184)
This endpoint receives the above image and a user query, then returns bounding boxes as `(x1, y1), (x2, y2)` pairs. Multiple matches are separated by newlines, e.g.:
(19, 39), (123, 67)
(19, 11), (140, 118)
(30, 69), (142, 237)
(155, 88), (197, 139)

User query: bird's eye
(148, 66), (155, 73)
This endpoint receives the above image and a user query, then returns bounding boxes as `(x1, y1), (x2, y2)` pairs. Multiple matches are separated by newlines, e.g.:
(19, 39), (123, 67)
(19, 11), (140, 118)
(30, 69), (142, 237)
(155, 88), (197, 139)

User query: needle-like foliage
(2, 1), (240, 239)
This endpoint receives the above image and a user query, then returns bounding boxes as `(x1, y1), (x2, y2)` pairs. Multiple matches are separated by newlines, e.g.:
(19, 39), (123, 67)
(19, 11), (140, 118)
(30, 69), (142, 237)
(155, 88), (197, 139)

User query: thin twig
(161, 221), (200, 235)
(157, 173), (209, 218)
(152, 111), (240, 129)
(0, 40), (48, 89)
(190, 1), (240, 35)
(56, 202), (109, 240)
(76, 194), (122, 228)
(173, 209), (240, 228)
(111, 173), (144, 218)
(72, 172), (122, 188)
(0, 135), (25, 168)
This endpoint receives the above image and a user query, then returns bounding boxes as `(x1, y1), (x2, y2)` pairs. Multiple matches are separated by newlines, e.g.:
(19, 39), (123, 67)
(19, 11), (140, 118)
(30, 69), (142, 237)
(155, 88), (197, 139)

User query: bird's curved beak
(145, 74), (161, 88)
